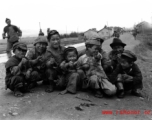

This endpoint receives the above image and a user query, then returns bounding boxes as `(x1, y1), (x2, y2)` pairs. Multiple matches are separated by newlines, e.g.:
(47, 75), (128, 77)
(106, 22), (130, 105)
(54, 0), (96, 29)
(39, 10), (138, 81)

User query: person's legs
(59, 72), (82, 95)
(66, 72), (80, 94)
(28, 71), (41, 89)
(119, 73), (143, 97)
(58, 74), (69, 95)
(116, 82), (125, 98)
(6, 41), (13, 58)
(124, 82), (143, 97)
(101, 79), (117, 96)
(56, 75), (66, 90)
(8, 76), (25, 97)
(44, 68), (57, 92)
(89, 75), (99, 89)
(116, 74), (141, 98)
(115, 74), (126, 98)
(89, 75), (103, 98)
(77, 69), (86, 90)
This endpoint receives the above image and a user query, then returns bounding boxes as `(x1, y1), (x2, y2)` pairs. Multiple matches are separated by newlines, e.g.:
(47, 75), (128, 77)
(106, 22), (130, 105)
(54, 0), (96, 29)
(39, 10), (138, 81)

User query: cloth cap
(85, 38), (101, 46)
(13, 42), (27, 52)
(84, 30), (104, 45)
(110, 38), (126, 48)
(84, 30), (104, 44)
(34, 36), (48, 46)
(64, 46), (78, 56)
(121, 50), (137, 62)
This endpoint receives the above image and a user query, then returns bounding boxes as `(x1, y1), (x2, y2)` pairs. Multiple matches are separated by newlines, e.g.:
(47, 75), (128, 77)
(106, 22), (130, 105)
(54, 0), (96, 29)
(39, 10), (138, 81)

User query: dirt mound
(134, 33), (152, 103)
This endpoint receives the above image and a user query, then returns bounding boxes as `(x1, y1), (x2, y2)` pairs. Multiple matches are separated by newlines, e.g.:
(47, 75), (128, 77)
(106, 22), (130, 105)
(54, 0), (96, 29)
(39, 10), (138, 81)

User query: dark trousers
(56, 72), (83, 93)
(7, 75), (25, 91)
(6, 40), (18, 58)
(116, 75), (142, 92)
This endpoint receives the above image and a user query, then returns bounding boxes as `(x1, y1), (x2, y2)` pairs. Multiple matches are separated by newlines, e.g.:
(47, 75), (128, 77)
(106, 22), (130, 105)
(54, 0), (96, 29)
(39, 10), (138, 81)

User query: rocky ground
(0, 33), (152, 120)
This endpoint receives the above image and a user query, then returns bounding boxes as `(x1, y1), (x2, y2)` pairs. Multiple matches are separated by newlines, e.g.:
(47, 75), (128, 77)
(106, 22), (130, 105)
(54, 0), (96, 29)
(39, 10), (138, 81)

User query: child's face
(49, 34), (60, 49)
(14, 48), (27, 59)
(66, 51), (77, 62)
(112, 45), (124, 53)
(120, 58), (132, 69)
(35, 42), (47, 53)
(88, 45), (99, 56)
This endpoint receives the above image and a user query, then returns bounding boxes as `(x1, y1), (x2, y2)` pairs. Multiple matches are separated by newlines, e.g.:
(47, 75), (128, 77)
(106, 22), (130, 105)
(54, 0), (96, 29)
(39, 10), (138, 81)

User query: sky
(0, 0), (152, 37)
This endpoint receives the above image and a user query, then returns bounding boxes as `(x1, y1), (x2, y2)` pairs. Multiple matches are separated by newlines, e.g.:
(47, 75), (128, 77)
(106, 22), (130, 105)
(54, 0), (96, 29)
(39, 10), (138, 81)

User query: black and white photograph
(0, 0), (152, 120)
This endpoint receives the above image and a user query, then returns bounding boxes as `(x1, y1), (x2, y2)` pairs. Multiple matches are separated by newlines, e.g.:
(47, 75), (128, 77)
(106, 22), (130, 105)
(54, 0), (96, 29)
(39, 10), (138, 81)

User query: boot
(45, 84), (54, 93)
(117, 90), (125, 98)
(45, 81), (55, 93)
(116, 82), (125, 98)
(131, 89), (143, 97)
(94, 89), (103, 98)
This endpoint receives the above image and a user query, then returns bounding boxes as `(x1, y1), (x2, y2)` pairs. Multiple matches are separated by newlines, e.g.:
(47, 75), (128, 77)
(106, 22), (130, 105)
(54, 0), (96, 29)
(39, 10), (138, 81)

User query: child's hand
(73, 61), (77, 66)
(122, 74), (131, 79)
(37, 56), (43, 63)
(26, 70), (31, 79)
(112, 53), (119, 61)
(21, 58), (28, 65)
(117, 53), (121, 58)
(118, 74), (122, 78)
(82, 63), (90, 70)
(117, 74), (122, 81)
(106, 60), (112, 66)
(125, 78), (133, 82)
(46, 58), (55, 67)
(94, 52), (102, 60)
(116, 53), (121, 63)
(68, 61), (74, 67)
(60, 61), (69, 71)
(50, 58), (55, 64)
(124, 75), (133, 82)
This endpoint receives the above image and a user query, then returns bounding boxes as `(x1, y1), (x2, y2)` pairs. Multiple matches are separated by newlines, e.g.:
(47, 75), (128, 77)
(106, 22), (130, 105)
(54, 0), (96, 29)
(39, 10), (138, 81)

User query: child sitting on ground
(77, 38), (116, 98)
(110, 50), (143, 98)
(5, 42), (32, 97)
(59, 47), (85, 94)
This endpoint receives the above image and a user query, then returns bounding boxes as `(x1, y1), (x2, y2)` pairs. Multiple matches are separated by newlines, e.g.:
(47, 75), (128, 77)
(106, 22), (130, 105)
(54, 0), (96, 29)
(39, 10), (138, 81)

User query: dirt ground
(0, 33), (152, 120)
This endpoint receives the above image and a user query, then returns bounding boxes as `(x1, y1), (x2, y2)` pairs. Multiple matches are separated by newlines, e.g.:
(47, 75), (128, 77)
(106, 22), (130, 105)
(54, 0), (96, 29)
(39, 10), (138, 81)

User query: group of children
(5, 30), (143, 99)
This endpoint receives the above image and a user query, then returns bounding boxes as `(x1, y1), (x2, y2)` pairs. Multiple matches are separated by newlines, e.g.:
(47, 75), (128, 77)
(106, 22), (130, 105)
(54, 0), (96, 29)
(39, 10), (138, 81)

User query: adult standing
(2, 18), (22, 58)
